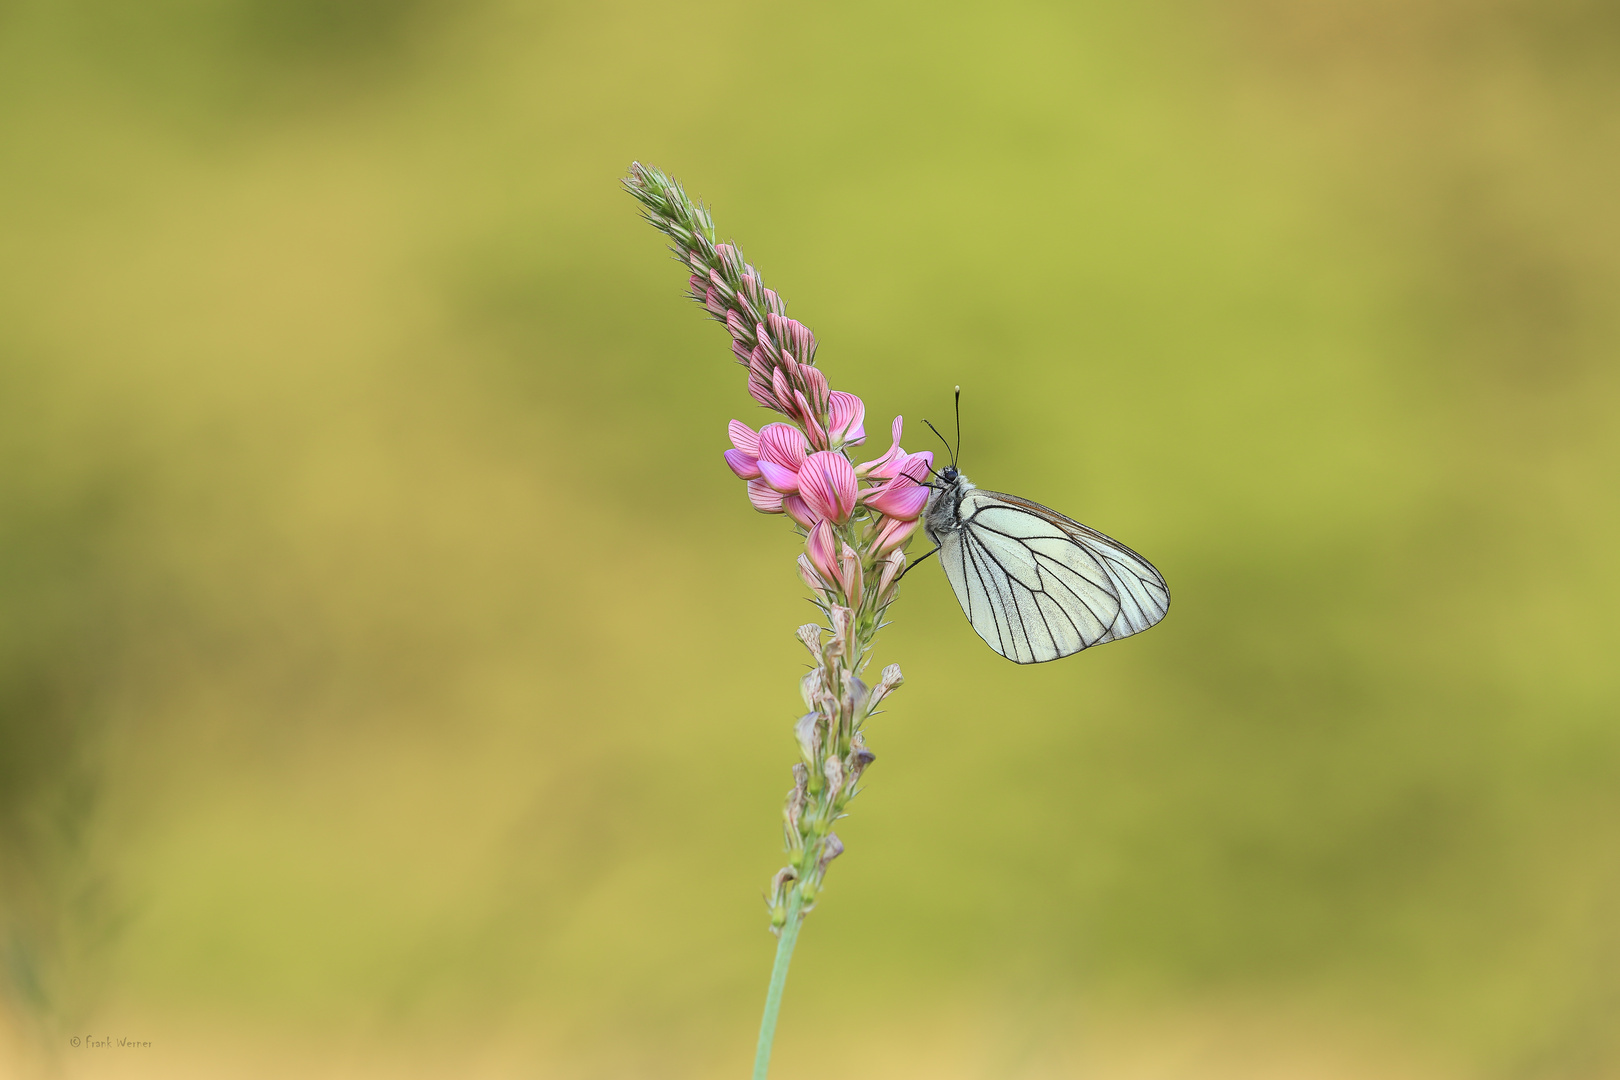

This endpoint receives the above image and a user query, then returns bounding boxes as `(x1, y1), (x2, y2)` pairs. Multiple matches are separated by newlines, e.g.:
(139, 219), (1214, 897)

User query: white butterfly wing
(938, 489), (1169, 664)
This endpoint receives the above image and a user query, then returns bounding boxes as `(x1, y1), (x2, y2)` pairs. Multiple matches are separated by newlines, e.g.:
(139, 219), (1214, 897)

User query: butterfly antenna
(952, 385), (962, 468)
(922, 417), (953, 462)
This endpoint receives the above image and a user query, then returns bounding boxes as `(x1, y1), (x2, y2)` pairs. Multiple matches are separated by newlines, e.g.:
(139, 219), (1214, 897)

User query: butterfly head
(940, 465), (959, 484)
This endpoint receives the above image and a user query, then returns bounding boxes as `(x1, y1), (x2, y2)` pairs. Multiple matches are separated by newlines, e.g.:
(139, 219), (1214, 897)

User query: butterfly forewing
(938, 489), (1169, 664)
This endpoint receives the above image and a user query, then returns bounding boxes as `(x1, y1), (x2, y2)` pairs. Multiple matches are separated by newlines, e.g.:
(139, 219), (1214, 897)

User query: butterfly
(914, 391), (1170, 664)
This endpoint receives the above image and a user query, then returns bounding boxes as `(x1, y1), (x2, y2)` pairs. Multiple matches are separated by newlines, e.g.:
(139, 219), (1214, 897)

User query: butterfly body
(922, 467), (1170, 664)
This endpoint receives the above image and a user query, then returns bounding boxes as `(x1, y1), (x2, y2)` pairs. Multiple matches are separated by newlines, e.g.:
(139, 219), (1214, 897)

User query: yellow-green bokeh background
(2, 1), (1618, 1076)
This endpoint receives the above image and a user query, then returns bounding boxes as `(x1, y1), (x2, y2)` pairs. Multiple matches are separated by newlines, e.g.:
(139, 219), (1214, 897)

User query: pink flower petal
(828, 391), (866, 447)
(757, 424), (808, 470)
(723, 449), (761, 480)
(784, 495), (820, 529)
(747, 478), (784, 513)
(798, 451), (859, 525)
(873, 515), (920, 554)
(728, 420), (761, 456)
(864, 479), (930, 520)
(806, 521), (839, 585)
(858, 416), (908, 478)
(759, 460), (801, 493)
(897, 451), (935, 482)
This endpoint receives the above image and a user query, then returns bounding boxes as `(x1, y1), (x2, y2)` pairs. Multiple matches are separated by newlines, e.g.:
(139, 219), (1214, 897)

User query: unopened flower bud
(799, 365), (830, 415)
(714, 242), (743, 276)
(806, 521), (840, 586)
(766, 312), (816, 364)
(796, 390), (830, 450)
(739, 268), (763, 308)
(771, 367), (794, 414)
(839, 543), (863, 607)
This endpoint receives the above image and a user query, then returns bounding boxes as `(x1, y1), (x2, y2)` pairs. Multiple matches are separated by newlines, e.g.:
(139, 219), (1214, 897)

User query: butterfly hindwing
(938, 489), (1169, 664)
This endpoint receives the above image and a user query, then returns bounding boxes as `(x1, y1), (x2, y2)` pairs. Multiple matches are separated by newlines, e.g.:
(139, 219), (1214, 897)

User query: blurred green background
(1, 0), (1618, 1076)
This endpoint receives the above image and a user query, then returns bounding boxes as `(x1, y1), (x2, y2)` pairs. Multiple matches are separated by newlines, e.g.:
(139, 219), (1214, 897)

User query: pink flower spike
(798, 451), (859, 525)
(747, 478), (784, 513)
(757, 423), (808, 493)
(728, 420), (761, 456)
(784, 495), (820, 530)
(724, 449), (761, 480)
(828, 392), (866, 447)
(806, 521), (840, 586)
(857, 416), (907, 479)
(873, 515), (920, 554)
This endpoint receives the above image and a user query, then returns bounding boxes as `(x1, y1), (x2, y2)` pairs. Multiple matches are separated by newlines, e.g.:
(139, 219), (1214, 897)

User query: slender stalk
(626, 162), (912, 1079)
(752, 895), (804, 1080)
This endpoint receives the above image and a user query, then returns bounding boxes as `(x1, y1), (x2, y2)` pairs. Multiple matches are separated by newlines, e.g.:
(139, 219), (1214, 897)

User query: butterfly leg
(894, 544), (941, 582)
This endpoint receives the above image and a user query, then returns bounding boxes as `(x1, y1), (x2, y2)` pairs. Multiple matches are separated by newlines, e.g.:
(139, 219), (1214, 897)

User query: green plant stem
(752, 892), (804, 1080)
